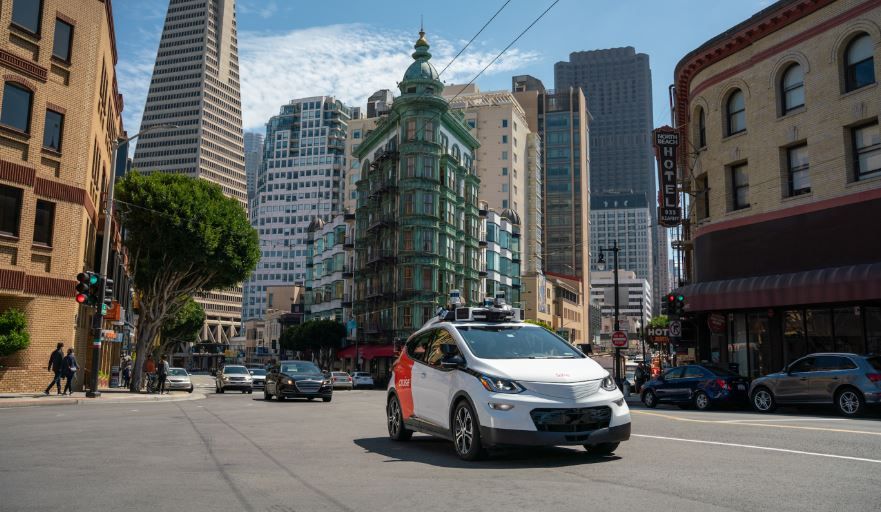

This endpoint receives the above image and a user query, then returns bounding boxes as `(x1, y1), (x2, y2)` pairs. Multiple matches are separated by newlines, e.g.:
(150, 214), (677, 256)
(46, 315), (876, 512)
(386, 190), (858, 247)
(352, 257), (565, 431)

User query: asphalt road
(1, 385), (879, 512)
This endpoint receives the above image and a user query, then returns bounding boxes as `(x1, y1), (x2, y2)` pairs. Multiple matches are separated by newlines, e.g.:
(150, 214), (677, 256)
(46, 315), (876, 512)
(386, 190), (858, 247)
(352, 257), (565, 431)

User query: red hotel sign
(654, 127), (681, 227)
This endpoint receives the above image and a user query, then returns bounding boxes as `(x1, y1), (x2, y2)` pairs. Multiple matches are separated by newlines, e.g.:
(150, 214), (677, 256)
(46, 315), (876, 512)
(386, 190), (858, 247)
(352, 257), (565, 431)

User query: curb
(0, 392), (206, 409)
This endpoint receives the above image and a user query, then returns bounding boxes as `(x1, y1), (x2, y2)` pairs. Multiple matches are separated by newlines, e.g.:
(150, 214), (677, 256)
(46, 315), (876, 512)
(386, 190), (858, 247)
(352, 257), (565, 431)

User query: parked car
(249, 368), (267, 389)
(331, 371), (354, 390)
(641, 364), (749, 410)
(166, 368), (194, 393)
(352, 372), (374, 389)
(750, 353), (881, 416)
(264, 360), (333, 402)
(215, 365), (253, 394)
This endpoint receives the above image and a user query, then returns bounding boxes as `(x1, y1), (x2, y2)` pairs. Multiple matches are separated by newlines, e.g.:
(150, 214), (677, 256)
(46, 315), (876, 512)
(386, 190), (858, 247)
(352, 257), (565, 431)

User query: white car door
(419, 328), (459, 429)
(410, 330), (437, 422)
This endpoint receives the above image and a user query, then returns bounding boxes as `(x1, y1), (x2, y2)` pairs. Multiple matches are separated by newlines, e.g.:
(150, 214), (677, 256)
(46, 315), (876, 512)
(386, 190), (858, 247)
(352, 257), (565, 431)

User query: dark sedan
(641, 364), (750, 410)
(264, 360), (333, 402)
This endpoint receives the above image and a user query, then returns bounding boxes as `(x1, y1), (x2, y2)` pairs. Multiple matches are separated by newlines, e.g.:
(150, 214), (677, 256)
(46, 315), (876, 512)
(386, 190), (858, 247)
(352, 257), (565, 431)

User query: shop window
(33, 200), (55, 246)
(833, 307), (863, 354)
(844, 33), (875, 92)
(727, 313), (749, 377)
(865, 306), (881, 355)
(1, 83), (33, 133)
(725, 89), (746, 135)
(805, 308), (834, 353)
(43, 110), (64, 152)
(52, 18), (74, 62)
(780, 64), (805, 114)
(12, 0), (43, 34)
(0, 185), (24, 237)
(852, 122), (881, 180)
(748, 312), (772, 379)
(783, 310), (806, 365)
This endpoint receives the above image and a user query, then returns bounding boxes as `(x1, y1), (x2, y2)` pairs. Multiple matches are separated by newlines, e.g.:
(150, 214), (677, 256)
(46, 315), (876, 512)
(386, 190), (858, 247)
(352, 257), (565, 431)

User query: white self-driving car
(386, 297), (631, 461)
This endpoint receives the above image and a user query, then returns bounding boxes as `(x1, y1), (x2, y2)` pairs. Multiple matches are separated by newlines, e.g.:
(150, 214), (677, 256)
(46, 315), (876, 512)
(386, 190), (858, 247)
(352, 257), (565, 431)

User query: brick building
(673, 0), (881, 377)
(0, 0), (125, 391)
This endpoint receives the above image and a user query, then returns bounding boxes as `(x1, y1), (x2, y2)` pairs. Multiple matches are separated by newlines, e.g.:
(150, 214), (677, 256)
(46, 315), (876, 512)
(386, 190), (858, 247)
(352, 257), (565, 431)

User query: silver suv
(749, 353), (881, 416)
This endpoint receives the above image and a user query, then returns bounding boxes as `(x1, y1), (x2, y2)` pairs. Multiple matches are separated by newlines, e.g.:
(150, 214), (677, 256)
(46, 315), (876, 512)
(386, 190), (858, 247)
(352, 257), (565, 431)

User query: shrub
(0, 309), (30, 357)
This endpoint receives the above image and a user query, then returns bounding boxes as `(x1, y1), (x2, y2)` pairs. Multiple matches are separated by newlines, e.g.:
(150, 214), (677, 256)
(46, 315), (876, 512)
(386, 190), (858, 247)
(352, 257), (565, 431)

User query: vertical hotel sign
(653, 126), (681, 227)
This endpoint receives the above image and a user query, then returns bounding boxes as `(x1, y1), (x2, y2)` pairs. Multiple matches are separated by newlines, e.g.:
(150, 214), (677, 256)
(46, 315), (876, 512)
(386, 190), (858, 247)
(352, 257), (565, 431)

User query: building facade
(0, 0), (126, 391)
(353, 31), (481, 373)
(244, 131), (263, 201)
(589, 194), (654, 294)
(673, 0), (881, 376)
(242, 96), (352, 322)
(590, 270), (653, 342)
(132, 0), (247, 345)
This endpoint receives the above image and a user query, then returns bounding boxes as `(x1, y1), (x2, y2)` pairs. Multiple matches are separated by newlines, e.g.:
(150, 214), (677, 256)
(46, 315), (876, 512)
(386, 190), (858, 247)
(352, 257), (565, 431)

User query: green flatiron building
(353, 30), (481, 346)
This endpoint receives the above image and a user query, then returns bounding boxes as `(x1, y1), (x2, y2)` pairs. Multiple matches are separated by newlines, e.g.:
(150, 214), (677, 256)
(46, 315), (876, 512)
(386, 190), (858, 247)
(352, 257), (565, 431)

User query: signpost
(653, 127), (682, 227)
(668, 320), (682, 338)
(611, 330), (628, 348)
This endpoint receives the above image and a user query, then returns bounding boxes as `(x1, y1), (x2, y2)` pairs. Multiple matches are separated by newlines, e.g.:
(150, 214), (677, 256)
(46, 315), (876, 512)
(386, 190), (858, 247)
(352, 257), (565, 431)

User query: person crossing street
(44, 342), (65, 396)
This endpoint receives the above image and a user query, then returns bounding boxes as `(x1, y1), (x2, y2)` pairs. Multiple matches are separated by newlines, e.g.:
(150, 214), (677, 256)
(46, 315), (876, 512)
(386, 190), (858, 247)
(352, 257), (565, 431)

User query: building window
(422, 155), (434, 178)
(696, 173), (709, 220)
(731, 163), (749, 210)
(1, 83), (33, 133)
(466, 119), (476, 129)
(501, 135), (508, 144)
(403, 193), (414, 214)
(52, 18), (73, 62)
(501, 119), (508, 128)
(786, 144), (810, 196)
(403, 267), (413, 289)
(694, 107), (706, 148)
(502, 167), (508, 176)
(781, 64), (805, 114)
(12, 0), (43, 34)
(845, 34), (875, 92)
(422, 193), (434, 216)
(421, 229), (433, 252)
(43, 110), (64, 152)
(424, 120), (434, 142)
(405, 156), (415, 178)
(422, 268), (432, 289)
(352, 129), (361, 139)
(0, 185), (23, 237)
(853, 122), (881, 180)
(726, 89), (746, 135)
(406, 119), (416, 141)
(501, 151), (508, 161)
(402, 306), (412, 328)
(403, 230), (414, 251)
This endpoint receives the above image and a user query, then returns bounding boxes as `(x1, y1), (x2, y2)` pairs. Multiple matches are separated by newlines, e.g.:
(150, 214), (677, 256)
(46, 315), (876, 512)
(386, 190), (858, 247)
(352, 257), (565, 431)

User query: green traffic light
(89, 274), (99, 285)
(677, 295), (684, 301)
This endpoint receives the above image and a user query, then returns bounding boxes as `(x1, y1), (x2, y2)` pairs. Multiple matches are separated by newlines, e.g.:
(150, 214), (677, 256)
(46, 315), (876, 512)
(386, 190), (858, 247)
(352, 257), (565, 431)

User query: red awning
(338, 344), (396, 360)
(679, 262), (881, 312)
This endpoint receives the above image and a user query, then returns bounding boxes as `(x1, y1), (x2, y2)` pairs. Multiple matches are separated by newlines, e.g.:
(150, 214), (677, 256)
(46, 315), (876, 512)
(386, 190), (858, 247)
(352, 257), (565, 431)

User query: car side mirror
(440, 354), (465, 369)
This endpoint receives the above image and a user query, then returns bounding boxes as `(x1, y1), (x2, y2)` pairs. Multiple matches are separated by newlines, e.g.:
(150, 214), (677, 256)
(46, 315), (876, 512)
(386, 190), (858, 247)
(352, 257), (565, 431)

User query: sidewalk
(0, 388), (206, 408)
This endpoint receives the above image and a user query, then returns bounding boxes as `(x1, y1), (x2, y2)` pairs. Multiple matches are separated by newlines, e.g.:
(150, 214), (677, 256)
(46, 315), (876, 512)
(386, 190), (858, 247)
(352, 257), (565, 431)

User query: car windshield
(702, 365), (740, 377)
(867, 356), (881, 371)
(332, 372), (348, 376)
(280, 362), (321, 374)
(223, 366), (247, 374)
(249, 369), (266, 376)
(354, 372), (370, 377)
(168, 368), (187, 376)
(457, 326), (584, 359)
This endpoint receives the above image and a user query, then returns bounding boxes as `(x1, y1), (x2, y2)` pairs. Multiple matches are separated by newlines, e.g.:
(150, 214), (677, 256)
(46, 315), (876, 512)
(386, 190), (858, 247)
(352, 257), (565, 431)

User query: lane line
(632, 410), (881, 436)
(633, 434), (881, 465)
(719, 418), (846, 423)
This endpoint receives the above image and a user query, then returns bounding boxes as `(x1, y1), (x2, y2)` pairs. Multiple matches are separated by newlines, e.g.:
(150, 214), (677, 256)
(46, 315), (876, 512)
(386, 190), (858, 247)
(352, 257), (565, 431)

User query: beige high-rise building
(0, 0), (125, 391)
(132, 0), (247, 345)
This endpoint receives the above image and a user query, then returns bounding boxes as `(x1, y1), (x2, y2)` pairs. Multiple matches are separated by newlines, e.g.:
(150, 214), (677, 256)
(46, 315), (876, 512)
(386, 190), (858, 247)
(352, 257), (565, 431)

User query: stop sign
(611, 331), (628, 348)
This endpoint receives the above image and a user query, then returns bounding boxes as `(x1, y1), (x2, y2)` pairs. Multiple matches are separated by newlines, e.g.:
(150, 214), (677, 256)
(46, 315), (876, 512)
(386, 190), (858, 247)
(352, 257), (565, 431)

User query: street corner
(0, 390), (207, 409)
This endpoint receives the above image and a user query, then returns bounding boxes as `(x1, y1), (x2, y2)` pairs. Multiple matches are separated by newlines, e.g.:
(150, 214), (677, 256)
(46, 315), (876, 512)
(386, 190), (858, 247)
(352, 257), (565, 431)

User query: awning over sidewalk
(338, 344), (396, 360)
(678, 262), (881, 312)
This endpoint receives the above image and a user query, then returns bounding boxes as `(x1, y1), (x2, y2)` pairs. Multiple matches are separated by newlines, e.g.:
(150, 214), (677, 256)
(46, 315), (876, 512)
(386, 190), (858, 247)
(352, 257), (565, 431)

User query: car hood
(281, 373), (324, 381)
(467, 357), (608, 383)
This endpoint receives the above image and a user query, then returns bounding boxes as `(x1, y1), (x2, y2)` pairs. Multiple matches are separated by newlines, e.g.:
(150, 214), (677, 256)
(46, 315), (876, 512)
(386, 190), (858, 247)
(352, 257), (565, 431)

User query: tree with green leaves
(116, 172), (259, 391)
(280, 319), (345, 368)
(0, 308), (29, 359)
(524, 319), (554, 332)
(157, 296), (205, 357)
(648, 315), (669, 329)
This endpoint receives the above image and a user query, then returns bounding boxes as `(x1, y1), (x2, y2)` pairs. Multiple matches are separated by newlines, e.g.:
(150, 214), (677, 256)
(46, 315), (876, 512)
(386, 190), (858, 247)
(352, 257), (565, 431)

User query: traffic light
(663, 293), (675, 316)
(675, 294), (686, 316)
(101, 277), (114, 305)
(75, 272), (100, 306)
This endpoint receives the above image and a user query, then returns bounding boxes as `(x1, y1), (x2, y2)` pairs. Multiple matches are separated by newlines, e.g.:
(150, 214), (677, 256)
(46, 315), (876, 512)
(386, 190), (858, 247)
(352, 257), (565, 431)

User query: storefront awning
(338, 344), (396, 360)
(678, 262), (881, 312)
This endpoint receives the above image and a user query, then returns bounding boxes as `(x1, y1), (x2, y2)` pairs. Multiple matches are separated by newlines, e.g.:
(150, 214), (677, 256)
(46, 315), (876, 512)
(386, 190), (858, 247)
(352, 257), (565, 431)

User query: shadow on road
(354, 436), (620, 469)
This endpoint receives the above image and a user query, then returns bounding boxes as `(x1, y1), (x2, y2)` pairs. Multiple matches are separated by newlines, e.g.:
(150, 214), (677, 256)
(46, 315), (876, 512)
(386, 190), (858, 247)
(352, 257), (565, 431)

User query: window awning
(677, 262), (881, 312)
(338, 344), (397, 360)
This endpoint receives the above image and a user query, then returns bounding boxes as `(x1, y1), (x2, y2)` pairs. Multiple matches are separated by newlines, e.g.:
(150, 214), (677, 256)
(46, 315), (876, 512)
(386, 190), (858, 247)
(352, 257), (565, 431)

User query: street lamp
(87, 123), (179, 398)
(596, 240), (622, 387)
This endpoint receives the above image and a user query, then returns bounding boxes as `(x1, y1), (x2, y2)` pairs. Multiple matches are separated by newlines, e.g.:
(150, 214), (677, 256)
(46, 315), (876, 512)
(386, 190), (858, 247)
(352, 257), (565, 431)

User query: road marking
(130, 409), (138, 412)
(632, 410), (881, 436)
(719, 418), (846, 423)
(633, 434), (881, 465)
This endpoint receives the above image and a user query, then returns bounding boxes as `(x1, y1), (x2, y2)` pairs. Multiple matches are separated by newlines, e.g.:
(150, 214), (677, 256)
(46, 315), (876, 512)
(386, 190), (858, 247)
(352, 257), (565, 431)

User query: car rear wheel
(188, 387), (194, 394)
(452, 401), (486, 461)
(322, 396), (332, 403)
(694, 391), (711, 411)
(642, 390), (658, 408)
(584, 442), (619, 456)
(835, 388), (864, 417)
(276, 393), (285, 401)
(751, 387), (776, 413)
(386, 395), (412, 441)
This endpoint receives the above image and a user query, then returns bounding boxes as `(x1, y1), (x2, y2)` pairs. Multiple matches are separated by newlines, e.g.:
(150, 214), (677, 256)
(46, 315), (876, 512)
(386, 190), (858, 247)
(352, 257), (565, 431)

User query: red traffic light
(76, 294), (88, 304)
(667, 294), (675, 302)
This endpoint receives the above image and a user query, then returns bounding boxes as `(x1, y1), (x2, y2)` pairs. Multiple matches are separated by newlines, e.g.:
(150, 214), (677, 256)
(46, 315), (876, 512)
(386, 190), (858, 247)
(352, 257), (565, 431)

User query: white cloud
(238, 24), (539, 130)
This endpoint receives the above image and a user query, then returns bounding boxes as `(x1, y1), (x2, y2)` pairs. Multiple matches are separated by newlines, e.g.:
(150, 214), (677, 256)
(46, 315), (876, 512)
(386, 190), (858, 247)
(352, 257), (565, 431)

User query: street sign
(653, 127), (682, 227)
(669, 320), (682, 338)
(611, 330), (628, 348)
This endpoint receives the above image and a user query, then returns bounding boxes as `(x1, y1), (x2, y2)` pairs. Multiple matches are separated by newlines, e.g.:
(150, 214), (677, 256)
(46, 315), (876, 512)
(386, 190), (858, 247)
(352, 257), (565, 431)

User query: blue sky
(113, 0), (772, 136)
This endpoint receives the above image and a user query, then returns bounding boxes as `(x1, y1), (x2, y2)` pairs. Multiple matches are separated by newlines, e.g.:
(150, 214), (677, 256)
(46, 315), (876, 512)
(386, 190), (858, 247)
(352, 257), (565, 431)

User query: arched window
(696, 107), (706, 148)
(781, 63), (805, 114)
(845, 34), (875, 91)
(726, 89), (746, 135)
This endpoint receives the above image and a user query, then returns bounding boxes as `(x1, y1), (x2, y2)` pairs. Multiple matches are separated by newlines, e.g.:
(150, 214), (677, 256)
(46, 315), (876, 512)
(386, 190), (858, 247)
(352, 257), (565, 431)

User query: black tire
(188, 387), (194, 394)
(694, 391), (711, 411)
(751, 387), (776, 413)
(584, 442), (620, 456)
(247, 390), (253, 394)
(307, 397), (315, 401)
(277, 393), (285, 401)
(642, 390), (658, 408)
(322, 396), (332, 403)
(386, 395), (412, 441)
(835, 387), (865, 417)
(452, 400), (486, 461)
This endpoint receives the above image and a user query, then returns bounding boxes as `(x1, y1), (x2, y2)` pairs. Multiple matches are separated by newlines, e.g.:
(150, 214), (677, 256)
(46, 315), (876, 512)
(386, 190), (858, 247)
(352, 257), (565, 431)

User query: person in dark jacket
(45, 342), (65, 395)
(157, 355), (170, 394)
(62, 348), (78, 395)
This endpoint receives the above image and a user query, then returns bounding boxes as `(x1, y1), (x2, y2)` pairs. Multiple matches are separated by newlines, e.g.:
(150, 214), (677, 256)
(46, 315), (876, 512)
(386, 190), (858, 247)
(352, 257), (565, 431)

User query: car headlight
(478, 374), (525, 394)
(323, 379), (332, 385)
(601, 375), (617, 391)
(285, 379), (293, 385)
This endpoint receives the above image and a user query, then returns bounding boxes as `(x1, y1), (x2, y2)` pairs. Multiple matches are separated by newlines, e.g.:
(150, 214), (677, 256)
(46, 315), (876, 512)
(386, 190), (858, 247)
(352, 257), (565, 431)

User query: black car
(264, 360), (333, 402)
(641, 364), (750, 410)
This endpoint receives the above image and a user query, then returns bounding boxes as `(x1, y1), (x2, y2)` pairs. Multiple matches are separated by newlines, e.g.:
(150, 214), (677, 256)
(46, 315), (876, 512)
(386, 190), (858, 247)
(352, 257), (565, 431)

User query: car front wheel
(452, 400), (485, 461)
(642, 390), (657, 408)
(694, 391), (711, 411)
(751, 387), (776, 413)
(387, 395), (412, 441)
(836, 388), (864, 417)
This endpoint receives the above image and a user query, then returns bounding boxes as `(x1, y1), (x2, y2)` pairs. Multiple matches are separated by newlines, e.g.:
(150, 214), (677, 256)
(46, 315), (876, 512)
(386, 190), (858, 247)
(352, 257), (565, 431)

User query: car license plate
(737, 384), (745, 391)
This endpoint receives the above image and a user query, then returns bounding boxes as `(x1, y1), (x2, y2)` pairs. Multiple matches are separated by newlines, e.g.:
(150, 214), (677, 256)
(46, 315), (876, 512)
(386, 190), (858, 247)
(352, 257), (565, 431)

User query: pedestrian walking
(122, 361), (131, 389)
(634, 362), (648, 393)
(44, 342), (65, 395)
(144, 355), (156, 393)
(157, 355), (170, 394)
(62, 348), (78, 395)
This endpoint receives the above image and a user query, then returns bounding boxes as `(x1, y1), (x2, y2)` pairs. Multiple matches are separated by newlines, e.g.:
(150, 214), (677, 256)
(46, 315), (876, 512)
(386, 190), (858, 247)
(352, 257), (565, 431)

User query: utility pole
(597, 240), (621, 386)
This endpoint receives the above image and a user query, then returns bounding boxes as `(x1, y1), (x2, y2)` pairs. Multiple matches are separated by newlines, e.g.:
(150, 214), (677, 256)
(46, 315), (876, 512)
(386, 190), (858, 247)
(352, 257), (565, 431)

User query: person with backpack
(157, 355), (170, 395)
(44, 342), (65, 395)
(62, 348), (78, 395)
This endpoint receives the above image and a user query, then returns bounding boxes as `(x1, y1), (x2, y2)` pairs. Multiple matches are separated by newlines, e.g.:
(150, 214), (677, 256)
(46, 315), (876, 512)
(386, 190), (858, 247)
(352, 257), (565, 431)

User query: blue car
(641, 364), (750, 410)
